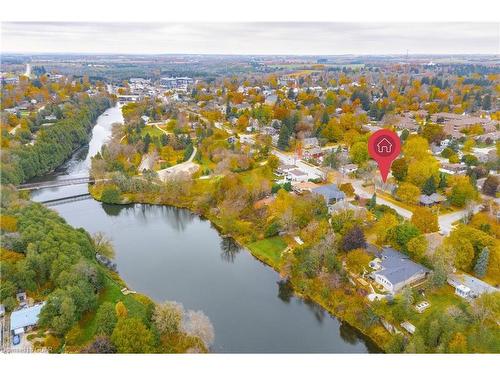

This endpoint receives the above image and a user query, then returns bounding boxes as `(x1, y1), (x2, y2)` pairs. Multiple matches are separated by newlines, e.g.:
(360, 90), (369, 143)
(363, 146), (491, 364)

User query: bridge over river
(17, 177), (109, 191)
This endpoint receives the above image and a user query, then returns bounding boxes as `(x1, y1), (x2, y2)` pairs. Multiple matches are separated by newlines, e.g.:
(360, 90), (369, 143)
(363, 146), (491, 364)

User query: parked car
(12, 334), (20, 345)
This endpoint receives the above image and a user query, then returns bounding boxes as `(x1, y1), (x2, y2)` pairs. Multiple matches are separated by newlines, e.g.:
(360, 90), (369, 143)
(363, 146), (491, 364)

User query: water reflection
(101, 202), (131, 216)
(30, 105), (379, 353)
(302, 298), (327, 324)
(277, 279), (293, 303)
(339, 323), (362, 346)
(219, 237), (241, 263)
(162, 206), (196, 232)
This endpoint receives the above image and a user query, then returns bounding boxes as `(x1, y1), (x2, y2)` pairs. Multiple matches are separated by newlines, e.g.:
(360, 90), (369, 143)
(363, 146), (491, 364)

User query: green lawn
(76, 274), (150, 345)
(141, 125), (165, 138)
(195, 155), (216, 173)
(239, 165), (273, 186)
(392, 285), (468, 328)
(247, 236), (288, 267)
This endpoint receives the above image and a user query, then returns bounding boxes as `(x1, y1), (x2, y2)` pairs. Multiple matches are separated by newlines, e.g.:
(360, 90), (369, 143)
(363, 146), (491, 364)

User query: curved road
(157, 145), (198, 181)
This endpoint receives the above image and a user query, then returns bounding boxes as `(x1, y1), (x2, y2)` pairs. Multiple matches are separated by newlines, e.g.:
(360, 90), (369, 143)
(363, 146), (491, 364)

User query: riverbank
(1, 95), (114, 185)
(88, 186), (388, 352)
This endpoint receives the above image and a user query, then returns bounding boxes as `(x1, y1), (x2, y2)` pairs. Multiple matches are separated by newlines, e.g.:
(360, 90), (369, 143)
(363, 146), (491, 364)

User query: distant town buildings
(160, 76), (194, 91)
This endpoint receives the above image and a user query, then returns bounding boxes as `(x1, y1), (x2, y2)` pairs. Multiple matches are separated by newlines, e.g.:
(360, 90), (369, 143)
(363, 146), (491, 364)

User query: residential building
(302, 137), (319, 149)
(340, 164), (358, 174)
(10, 303), (45, 335)
(311, 184), (346, 206)
(303, 147), (323, 159)
(439, 163), (468, 175)
(264, 94), (278, 106)
(431, 112), (498, 138)
(447, 273), (499, 300)
(370, 247), (429, 294)
(287, 169), (309, 182)
(419, 193), (446, 206)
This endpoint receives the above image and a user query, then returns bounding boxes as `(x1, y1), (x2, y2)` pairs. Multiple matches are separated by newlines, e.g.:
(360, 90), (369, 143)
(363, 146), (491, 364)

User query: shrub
(101, 186), (122, 204)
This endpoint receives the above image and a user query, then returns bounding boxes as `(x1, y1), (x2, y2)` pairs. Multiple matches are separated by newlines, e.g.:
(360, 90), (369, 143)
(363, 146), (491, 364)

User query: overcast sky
(2, 22), (499, 55)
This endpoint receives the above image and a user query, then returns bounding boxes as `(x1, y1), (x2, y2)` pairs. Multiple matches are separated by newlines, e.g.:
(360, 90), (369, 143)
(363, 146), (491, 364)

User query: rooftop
(419, 193), (446, 205)
(311, 184), (345, 202)
(448, 273), (499, 296)
(10, 303), (45, 331)
(374, 247), (429, 286)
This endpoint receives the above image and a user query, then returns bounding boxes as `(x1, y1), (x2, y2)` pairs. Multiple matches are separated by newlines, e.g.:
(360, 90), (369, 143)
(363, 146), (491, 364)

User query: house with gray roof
(311, 184), (345, 207)
(447, 273), (499, 301)
(371, 247), (429, 294)
(10, 303), (45, 335)
(419, 193), (446, 206)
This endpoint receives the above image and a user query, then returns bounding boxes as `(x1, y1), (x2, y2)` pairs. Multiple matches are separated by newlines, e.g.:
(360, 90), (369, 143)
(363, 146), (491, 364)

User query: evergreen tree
(369, 102), (378, 120)
(473, 247), (489, 278)
(400, 129), (410, 141)
(482, 94), (491, 110)
(438, 173), (448, 189)
(321, 111), (329, 125)
(367, 193), (377, 211)
(277, 125), (290, 151)
(422, 176), (437, 195)
(143, 133), (151, 153)
(482, 175), (499, 197)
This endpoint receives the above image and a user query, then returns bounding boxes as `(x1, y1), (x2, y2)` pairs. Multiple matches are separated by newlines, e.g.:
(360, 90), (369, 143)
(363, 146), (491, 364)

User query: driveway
(157, 146), (199, 181)
(271, 149), (325, 179)
(350, 179), (412, 219)
(438, 204), (482, 235)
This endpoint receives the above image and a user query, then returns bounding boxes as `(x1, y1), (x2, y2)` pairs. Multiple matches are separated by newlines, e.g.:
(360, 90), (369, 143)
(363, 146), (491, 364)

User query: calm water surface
(30, 105), (379, 353)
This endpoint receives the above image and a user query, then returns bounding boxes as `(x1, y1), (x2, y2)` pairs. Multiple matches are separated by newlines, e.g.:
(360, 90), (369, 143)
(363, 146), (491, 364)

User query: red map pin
(368, 129), (401, 183)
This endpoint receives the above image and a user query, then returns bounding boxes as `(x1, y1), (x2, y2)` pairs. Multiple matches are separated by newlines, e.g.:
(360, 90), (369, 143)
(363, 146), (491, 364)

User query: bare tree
(92, 232), (115, 259)
(181, 310), (215, 349)
(153, 301), (184, 336)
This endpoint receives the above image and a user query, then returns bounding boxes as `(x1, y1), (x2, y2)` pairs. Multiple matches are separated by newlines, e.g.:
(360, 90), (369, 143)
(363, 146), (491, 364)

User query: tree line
(1, 94), (113, 185)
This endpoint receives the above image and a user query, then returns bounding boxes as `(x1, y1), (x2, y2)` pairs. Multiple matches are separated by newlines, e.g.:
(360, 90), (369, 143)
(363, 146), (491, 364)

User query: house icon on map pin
(376, 137), (393, 154)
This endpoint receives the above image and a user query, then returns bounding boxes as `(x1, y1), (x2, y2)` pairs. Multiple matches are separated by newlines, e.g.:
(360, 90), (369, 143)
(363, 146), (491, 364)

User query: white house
(447, 273), (499, 300)
(340, 164), (358, 174)
(10, 303), (45, 335)
(287, 169), (309, 182)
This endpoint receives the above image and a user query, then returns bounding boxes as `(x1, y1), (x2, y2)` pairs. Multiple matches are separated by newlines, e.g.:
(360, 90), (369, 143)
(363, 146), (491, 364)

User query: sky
(1, 22), (499, 55)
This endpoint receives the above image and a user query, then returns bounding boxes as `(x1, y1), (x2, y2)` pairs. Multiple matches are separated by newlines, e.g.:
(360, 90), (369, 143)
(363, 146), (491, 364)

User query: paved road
(138, 154), (155, 172)
(157, 146), (198, 181)
(271, 149), (326, 179)
(438, 204), (483, 235)
(351, 179), (484, 233)
(350, 179), (413, 219)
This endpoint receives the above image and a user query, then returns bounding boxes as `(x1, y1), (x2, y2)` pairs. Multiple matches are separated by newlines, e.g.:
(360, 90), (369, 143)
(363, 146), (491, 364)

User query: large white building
(160, 77), (193, 91)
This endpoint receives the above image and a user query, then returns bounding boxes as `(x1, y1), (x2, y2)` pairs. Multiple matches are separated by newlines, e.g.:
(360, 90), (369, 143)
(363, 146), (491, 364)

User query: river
(30, 104), (379, 353)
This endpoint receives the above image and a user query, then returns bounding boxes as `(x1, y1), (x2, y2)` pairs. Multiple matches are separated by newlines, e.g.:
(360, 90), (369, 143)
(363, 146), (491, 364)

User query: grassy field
(247, 236), (288, 267)
(195, 155), (217, 174)
(141, 125), (165, 138)
(75, 273), (150, 346)
(376, 191), (416, 214)
(239, 165), (274, 186)
(407, 285), (469, 327)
